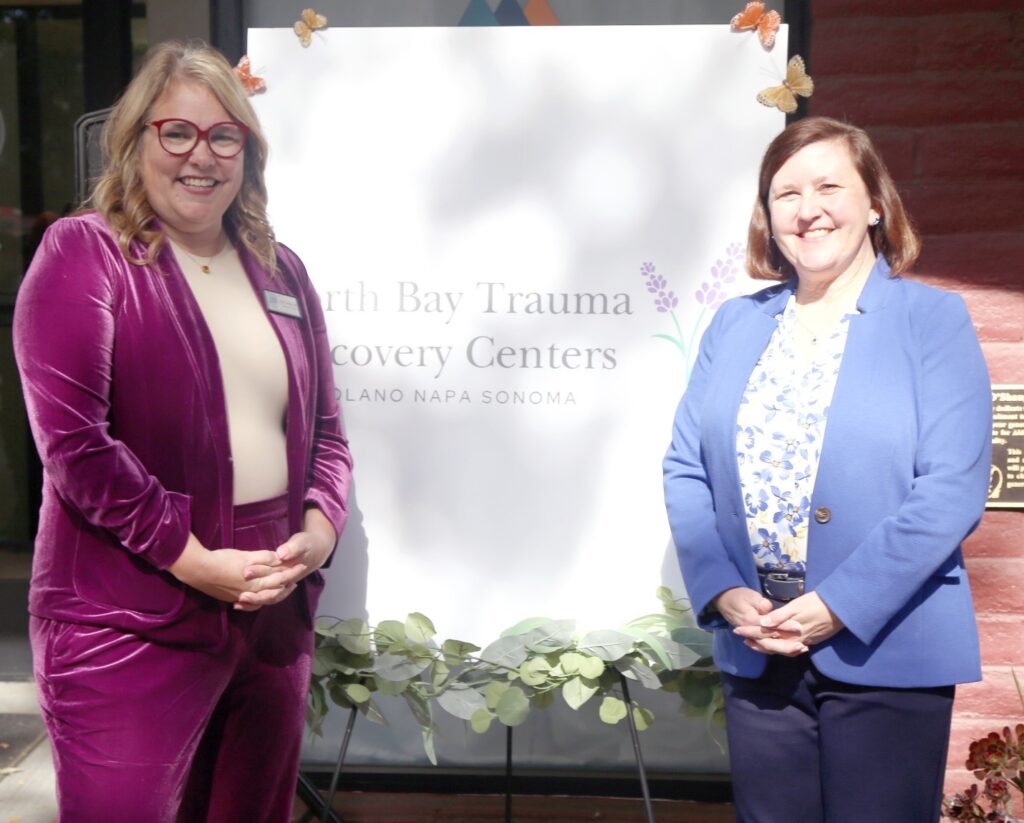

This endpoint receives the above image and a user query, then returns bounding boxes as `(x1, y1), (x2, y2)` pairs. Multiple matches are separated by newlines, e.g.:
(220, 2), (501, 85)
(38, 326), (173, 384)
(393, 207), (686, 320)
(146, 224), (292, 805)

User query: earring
(869, 215), (881, 226)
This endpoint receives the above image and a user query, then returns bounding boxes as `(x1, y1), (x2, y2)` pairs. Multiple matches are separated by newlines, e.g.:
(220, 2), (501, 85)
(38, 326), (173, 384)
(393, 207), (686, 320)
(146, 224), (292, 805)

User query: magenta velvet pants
(31, 496), (313, 823)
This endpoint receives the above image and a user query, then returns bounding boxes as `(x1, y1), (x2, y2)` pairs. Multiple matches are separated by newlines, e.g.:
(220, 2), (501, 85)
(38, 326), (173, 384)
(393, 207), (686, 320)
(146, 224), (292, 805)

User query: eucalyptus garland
(307, 588), (723, 763)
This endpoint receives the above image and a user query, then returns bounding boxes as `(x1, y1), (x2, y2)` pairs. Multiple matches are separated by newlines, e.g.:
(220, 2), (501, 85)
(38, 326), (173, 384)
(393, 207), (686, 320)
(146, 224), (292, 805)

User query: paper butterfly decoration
(233, 56), (266, 96)
(294, 8), (328, 48)
(757, 55), (814, 114)
(731, 1), (781, 51)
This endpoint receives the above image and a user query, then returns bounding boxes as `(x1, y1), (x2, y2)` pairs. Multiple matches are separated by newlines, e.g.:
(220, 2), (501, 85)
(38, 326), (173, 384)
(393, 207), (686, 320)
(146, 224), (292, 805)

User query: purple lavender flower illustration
(641, 243), (743, 379)
(694, 243), (741, 310)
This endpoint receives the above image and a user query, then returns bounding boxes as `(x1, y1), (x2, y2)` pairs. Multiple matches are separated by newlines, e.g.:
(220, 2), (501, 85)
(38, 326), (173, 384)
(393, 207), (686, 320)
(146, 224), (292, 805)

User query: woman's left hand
(237, 508), (336, 609)
(732, 592), (843, 656)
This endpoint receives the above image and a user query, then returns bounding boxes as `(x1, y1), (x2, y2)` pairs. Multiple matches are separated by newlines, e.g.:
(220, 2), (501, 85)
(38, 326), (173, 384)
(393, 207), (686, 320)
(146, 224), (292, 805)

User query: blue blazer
(663, 256), (991, 687)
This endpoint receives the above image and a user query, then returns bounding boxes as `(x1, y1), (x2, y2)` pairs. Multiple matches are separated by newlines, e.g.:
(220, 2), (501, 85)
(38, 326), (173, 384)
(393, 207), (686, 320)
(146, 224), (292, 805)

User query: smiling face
(139, 79), (244, 253)
(768, 138), (880, 287)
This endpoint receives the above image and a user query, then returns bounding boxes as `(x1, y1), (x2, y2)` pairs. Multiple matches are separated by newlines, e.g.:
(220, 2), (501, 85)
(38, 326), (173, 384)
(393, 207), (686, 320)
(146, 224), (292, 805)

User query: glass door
(0, 2), (146, 550)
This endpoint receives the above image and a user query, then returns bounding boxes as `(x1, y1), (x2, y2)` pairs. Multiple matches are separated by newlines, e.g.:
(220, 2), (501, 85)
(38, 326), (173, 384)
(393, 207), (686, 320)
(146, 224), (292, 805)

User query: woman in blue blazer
(664, 117), (991, 822)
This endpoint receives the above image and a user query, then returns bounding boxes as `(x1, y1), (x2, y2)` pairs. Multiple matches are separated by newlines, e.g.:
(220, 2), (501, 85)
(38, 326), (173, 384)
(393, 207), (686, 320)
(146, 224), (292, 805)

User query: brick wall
(808, 0), (1024, 797)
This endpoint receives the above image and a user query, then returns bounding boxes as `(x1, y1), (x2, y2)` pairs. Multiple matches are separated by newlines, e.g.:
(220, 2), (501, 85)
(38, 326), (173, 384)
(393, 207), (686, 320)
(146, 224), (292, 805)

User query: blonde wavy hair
(90, 40), (276, 271)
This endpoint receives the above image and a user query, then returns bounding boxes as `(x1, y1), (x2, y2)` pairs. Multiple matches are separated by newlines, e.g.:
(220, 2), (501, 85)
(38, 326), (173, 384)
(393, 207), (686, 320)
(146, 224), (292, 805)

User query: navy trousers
(722, 655), (954, 823)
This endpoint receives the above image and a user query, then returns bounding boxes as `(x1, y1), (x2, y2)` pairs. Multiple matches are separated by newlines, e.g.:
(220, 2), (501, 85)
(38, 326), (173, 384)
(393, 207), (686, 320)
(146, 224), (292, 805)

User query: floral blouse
(736, 295), (853, 572)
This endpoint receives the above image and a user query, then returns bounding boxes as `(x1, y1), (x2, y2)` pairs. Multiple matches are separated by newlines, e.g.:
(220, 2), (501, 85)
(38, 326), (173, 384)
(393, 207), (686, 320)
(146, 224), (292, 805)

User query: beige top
(171, 240), (289, 505)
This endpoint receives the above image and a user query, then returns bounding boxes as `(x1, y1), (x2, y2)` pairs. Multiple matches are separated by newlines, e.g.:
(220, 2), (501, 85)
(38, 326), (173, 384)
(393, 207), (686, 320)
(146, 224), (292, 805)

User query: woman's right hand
(714, 587), (774, 628)
(168, 534), (298, 611)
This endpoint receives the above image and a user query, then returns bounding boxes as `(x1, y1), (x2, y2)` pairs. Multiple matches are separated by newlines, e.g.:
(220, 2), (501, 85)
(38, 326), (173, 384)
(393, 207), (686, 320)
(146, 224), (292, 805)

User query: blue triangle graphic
(459, 0), (499, 26)
(494, 0), (530, 25)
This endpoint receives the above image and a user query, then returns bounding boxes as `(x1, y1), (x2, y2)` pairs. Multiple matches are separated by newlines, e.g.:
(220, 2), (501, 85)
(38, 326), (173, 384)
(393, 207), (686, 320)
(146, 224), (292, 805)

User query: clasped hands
(714, 587), (844, 656)
(237, 529), (333, 611)
(169, 526), (334, 612)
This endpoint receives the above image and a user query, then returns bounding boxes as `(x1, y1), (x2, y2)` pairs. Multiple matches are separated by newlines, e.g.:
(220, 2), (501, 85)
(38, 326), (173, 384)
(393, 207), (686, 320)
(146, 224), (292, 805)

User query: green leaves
(442, 639), (480, 666)
(522, 619), (575, 654)
(308, 591), (724, 762)
(578, 630), (636, 662)
(334, 618), (372, 655)
(657, 586), (692, 621)
(479, 635), (530, 669)
(436, 685), (487, 720)
(470, 708), (493, 733)
(405, 612), (436, 644)
(599, 696), (628, 724)
(562, 676), (600, 710)
(495, 686), (530, 726)
(375, 652), (431, 682)
(519, 656), (553, 687)
(344, 683), (371, 704)
(633, 706), (655, 731)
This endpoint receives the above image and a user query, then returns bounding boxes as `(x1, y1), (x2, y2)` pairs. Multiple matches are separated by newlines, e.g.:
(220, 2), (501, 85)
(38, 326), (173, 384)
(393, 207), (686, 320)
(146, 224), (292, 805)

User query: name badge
(263, 290), (302, 319)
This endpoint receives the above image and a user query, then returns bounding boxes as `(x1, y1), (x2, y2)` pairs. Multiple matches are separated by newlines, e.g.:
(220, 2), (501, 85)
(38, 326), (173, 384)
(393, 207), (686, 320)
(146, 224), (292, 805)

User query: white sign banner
(249, 24), (786, 767)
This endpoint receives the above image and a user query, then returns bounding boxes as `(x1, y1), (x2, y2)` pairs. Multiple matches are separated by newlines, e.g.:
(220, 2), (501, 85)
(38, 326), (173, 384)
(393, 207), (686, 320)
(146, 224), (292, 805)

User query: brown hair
(89, 40), (276, 271)
(746, 116), (919, 280)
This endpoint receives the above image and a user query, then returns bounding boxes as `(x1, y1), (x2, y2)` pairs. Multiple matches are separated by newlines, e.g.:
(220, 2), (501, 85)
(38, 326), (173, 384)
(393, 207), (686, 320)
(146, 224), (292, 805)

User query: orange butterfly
(233, 56), (266, 96)
(757, 55), (814, 114)
(731, 1), (781, 50)
(294, 8), (328, 48)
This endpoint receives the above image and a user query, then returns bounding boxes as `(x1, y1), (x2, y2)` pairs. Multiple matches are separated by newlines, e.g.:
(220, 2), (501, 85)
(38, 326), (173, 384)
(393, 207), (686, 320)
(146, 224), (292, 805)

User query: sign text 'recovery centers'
(320, 280), (631, 378)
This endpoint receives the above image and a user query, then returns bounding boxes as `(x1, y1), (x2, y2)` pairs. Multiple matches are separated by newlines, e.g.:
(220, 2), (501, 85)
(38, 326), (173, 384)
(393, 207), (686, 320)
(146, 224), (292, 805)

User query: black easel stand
(295, 705), (358, 823)
(505, 725), (514, 823)
(296, 772), (344, 823)
(300, 688), (656, 823)
(619, 673), (656, 823)
(321, 706), (360, 823)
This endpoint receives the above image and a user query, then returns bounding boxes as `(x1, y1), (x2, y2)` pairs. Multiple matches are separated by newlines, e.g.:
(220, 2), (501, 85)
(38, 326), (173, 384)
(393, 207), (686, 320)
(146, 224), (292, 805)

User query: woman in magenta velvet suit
(13, 42), (352, 821)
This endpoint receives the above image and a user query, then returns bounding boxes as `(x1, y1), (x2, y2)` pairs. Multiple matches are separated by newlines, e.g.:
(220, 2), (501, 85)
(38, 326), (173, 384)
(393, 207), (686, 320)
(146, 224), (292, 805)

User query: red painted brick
(977, 615), (1024, 665)
(944, 767), (979, 798)
(954, 666), (1024, 717)
(902, 180), (1024, 235)
(916, 14), (1017, 70)
(808, 73), (1024, 128)
(959, 288), (1024, 343)
(867, 127), (916, 182)
(919, 124), (1024, 179)
(914, 233), (1024, 285)
(813, 19), (916, 75)
(813, 0), (1024, 19)
(966, 558), (1024, 614)
(1014, 11), (1024, 70)
(965, 512), (1024, 558)
(982, 342), (1024, 384)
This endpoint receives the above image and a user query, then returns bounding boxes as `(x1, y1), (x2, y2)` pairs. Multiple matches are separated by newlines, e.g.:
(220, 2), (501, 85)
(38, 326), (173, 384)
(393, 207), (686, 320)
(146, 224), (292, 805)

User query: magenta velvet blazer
(14, 212), (352, 647)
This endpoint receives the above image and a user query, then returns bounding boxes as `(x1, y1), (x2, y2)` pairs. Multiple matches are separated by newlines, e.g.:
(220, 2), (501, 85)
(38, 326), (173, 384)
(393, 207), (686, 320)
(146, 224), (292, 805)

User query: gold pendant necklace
(174, 239), (228, 274)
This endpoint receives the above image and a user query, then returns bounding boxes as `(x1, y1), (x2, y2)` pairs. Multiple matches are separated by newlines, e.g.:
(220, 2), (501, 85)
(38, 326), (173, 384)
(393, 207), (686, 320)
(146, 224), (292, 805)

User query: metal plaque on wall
(989, 385), (1024, 509)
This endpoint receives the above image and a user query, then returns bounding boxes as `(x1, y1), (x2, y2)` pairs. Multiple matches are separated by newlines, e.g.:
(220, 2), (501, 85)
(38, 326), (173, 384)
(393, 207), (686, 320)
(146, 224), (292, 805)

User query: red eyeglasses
(145, 118), (249, 159)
